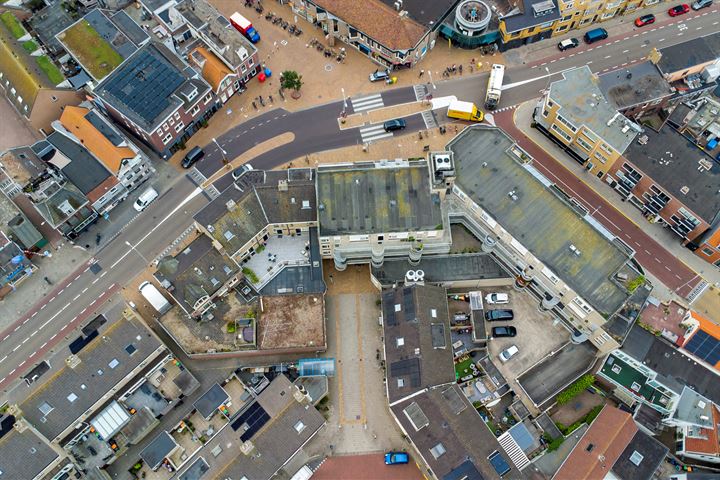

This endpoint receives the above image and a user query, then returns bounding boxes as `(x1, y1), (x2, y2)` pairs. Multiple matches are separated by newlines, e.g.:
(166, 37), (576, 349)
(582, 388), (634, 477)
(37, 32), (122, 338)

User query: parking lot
(481, 287), (570, 410)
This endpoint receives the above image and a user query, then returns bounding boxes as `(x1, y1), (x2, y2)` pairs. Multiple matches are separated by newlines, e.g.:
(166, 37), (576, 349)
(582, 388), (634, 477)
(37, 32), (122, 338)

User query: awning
(90, 401), (130, 439)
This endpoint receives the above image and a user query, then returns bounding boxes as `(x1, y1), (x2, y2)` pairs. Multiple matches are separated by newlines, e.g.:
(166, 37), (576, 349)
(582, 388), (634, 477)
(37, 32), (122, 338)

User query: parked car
(499, 345), (519, 362)
(634, 14), (655, 26)
(492, 326), (517, 338)
(691, 0), (712, 9)
(181, 146), (204, 169)
(232, 163), (254, 180)
(668, 3), (690, 15)
(485, 309), (514, 322)
(557, 38), (579, 51)
(584, 27), (608, 44)
(133, 187), (159, 212)
(369, 70), (390, 82)
(383, 119), (406, 132)
(385, 452), (409, 465)
(453, 312), (471, 324)
(485, 292), (509, 304)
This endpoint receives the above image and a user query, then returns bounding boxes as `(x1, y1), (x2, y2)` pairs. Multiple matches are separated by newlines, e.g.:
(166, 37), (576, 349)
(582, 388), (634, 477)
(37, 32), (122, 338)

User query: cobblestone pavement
(305, 262), (407, 457)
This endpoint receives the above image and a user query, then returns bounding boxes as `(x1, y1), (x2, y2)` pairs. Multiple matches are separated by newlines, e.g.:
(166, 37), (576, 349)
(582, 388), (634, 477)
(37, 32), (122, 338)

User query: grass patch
(22, 40), (38, 53)
(58, 19), (123, 79)
(35, 56), (64, 85)
(1, 12), (25, 39)
(226, 322), (236, 334)
(454, 357), (473, 379)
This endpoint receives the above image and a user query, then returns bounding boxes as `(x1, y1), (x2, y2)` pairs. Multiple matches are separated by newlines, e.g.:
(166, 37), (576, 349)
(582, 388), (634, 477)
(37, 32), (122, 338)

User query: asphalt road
(1, 9), (716, 391)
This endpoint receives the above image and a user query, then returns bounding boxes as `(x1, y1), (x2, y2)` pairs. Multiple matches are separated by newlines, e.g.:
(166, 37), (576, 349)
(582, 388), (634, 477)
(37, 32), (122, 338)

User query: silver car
(692, 0), (712, 8)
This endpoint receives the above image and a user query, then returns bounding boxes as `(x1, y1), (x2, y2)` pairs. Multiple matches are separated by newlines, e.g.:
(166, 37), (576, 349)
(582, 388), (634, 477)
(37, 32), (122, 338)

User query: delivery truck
(230, 12), (260, 43)
(447, 100), (484, 122)
(139, 281), (172, 315)
(485, 64), (505, 110)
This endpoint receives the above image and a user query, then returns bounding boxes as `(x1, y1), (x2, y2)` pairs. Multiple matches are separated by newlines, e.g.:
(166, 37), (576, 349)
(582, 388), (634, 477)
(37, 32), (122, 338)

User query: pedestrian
(471, 57), (475, 65)
(269, 94), (273, 103)
(459, 64), (463, 75)
(419, 69), (424, 78)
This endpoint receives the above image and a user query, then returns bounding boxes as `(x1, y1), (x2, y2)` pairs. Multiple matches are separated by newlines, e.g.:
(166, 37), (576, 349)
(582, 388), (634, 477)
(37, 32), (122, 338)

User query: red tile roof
(685, 404), (720, 456)
(554, 406), (638, 480)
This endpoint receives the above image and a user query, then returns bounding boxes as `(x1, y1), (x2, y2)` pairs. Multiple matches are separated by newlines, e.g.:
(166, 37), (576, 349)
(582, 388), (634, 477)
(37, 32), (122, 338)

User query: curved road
(1, 9), (716, 391)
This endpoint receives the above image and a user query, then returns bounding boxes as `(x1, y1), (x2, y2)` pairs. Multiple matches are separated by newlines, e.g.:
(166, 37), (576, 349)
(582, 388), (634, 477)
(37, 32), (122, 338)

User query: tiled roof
(59, 106), (135, 173)
(311, 0), (428, 50)
(85, 175), (120, 203)
(684, 404), (720, 456)
(191, 47), (233, 92)
(554, 406), (637, 480)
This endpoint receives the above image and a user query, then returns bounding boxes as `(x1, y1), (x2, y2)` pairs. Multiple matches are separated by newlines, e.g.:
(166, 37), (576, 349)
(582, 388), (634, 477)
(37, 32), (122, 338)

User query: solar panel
(684, 330), (720, 365)
(383, 291), (397, 326)
(390, 358), (421, 387)
(231, 402), (271, 442)
(403, 287), (416, 321)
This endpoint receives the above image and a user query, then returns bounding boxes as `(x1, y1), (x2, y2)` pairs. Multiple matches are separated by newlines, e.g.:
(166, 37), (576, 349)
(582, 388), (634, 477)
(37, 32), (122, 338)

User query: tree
(281, 70), (303, 98)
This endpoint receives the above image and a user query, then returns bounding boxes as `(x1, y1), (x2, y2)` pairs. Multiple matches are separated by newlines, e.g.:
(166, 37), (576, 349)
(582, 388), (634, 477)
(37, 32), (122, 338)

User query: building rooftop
(155, 235), (236, 315)
(613, 429), (668, 480)
(598, 62), (673, 111)
(0, 426), (60, 480)
(501, 0), (561, 34)
(673, 386), (714, 429)
(599, 353), (676, 410)
(624, 124), (720, 223)
(555, 406), (637, 480)
(655, 31), (720, 76)
(311, 0), (429, 50)
(140, 430), (178, 470)
(193, 383), (230, 419)
(174, 0), (255, 68)
(194, 170), (316, 256)
(382, 284), (455, 403)
(19, 309), (163, 441)
(684, 402), (720, 456)
(621, 324), (720, 405)
(95, 41), (210, 133)
(45, 131), (113, 197)
(372, 253), (509, 285)
(57, 9), (148, 81)
(29, 3), (75, 56)
(208, 375), (325, 480)
(549, 66), (639, 153)
(31, 177), (91, 231)
(189, 46), (233, 92)
(59, 105), (136, 174)
(376, 0), (456, 27)
(680, 311), (720, 371)
(391, 385), (517, 479)
(317, 160), (442, 236)
(449, 125), (632, 316)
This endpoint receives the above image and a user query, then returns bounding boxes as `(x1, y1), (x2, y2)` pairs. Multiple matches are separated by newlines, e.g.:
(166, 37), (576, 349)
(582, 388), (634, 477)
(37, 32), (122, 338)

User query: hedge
(556, 374), (595, 405)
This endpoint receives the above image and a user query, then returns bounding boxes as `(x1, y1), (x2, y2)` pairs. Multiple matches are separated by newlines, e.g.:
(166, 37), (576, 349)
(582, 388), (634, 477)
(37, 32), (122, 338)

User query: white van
(139, 281), (171, 314)
(499, 345), (519, 362)
(133, 187), (159, 212)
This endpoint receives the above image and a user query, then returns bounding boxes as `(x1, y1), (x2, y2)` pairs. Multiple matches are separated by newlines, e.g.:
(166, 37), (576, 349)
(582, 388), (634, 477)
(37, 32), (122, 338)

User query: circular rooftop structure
(455, 0), (492, 34)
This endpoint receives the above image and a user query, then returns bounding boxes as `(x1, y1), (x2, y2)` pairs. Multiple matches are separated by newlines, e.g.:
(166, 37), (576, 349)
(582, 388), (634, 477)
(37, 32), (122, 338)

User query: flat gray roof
(623, 125), (720, 223)
(372, 253), (509, 285)
(382, 284), (455, 403)
(20, 310), (163, 441)
(0, 427), (59, 480)
(549, 66), (638, 154)
(193, 383), (229, 419)
(140, 430), (177, 470)
(317, 160), (443, 236)
(598, 62), (672, 110)
(450, 126), (632, 316)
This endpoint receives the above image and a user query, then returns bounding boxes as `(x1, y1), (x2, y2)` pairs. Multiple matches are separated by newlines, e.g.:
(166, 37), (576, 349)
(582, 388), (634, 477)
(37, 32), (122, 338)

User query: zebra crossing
(351, 93), (384, 113)
(497, 431), (531, 470)
(422, 110), (437, 129)
(413, 84), (429, 101)
(186, 167), (220, 199)
(359, 124), (393, 143)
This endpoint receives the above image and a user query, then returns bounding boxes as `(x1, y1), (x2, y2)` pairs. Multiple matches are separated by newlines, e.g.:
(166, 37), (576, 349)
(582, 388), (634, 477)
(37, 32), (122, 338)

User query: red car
(634, 14), (655, 26)
(668, 3), (690, 15)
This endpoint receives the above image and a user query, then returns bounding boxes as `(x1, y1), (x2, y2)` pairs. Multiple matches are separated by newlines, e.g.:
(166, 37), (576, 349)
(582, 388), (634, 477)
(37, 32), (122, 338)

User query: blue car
(385, 452), (409, 465)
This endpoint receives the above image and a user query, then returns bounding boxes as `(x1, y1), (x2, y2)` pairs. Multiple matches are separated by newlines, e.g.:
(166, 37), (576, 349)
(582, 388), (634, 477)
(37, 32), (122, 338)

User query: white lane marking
(40, 343), (47, 349)
(622, 49), (629, 53)
(92, 278), (99, 285)
(73, 294), (80, 301)
(100, 271), (107, 278)
(605, 55), (612, 59)
(0, 356), (6, 364)
(21, 338), (28, 344)
(31, 312), (37, 318)
(58, 289), (64, 295)
(11, 346), (19, 352)
(40, 304), (46, 310)
(81, 287), (88, 293)
(30, 330), (38, 337)
(659, 38), (665, 42)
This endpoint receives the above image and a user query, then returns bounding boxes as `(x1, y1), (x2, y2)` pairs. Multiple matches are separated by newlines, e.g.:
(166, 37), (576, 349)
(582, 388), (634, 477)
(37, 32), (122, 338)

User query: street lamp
(125, 240), (150, 264)
(428, 70), (436, 90)
(341, 88), (347, 111)
(212, 137), (228, 165)
(543, 66), (551, 94)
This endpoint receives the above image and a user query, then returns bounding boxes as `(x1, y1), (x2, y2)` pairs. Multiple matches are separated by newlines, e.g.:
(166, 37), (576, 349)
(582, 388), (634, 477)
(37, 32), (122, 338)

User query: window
(163, 123), (170, 131)
(190, 105), (200, 116)
(108, 358), (120, 369)
(125, 344), (137, 355)
(38, 402), (54, 415)
(204, 94), (213, 104)
(394, 304), (401, 312)
(174, 112), (180, 121)
(162, 133), (173, 145)
(576, 136), (593, 151)
(67, 393), (78, 403)
(430, 443), (446, 459)
(702, 247), (714, 256)
(396, 337), (405, 347)
(556, 114), (578, 133)
(294, 420), (306, 433)
(397, 378), (405, 387)
(551, 124), (572, 142)
(629, 451), (644, 466)
(224, 230), (235, 241)
(431, 309), (437, 318)
(174, 122), (184, 132)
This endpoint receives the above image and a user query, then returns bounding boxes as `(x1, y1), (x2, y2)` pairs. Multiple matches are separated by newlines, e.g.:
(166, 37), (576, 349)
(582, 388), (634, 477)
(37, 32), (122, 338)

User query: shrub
(556, 374), (595, 405)
(255, 245), (265, 253)
(226, 322), (236, 333)
(547, 436), (565, 452)
(627, 275), (645, 293)
(242, 267), (259, 283)
(584, 404), (604, 425)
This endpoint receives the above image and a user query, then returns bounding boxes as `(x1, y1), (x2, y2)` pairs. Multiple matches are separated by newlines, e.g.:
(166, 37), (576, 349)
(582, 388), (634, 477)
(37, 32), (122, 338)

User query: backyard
(454, 356), (478, 381)
(57, 19), (123, 79)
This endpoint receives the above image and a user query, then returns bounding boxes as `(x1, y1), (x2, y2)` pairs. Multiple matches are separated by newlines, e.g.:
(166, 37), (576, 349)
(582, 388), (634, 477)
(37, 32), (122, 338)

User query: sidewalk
(511, 101), (720, 300)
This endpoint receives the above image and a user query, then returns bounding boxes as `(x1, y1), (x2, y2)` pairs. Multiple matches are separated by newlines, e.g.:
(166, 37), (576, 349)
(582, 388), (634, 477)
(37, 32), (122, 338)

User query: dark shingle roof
(0, 427), (59, 480)
(612, 430), (668, 480)
(46, 132), (111, 196)
(656, 31), (720, 76)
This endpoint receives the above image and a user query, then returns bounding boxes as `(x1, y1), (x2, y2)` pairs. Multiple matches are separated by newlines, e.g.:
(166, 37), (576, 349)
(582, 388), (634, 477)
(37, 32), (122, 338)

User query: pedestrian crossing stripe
(359, 124), (393, 143)
(351, 93), (384, 113)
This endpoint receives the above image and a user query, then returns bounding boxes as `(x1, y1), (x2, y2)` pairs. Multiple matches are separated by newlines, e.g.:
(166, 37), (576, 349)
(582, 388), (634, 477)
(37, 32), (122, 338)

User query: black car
(383, 119), (407, 132)
(181, 146), (204, 169)
(485, 309), (514, 322)
(557, 38), (579, 51)
(491, 326), (517, 338)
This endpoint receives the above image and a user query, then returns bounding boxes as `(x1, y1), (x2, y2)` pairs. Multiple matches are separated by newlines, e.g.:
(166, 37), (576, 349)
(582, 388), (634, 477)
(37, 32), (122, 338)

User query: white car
(485, 292), (509, 304)
(133, 187), (159, 212)
(499, 345), (519, 362)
